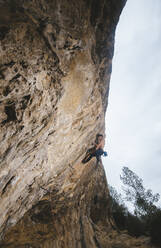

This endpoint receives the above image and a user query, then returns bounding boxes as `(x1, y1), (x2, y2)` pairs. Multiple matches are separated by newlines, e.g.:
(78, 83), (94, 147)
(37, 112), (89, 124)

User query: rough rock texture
(0, 1), (154, 248)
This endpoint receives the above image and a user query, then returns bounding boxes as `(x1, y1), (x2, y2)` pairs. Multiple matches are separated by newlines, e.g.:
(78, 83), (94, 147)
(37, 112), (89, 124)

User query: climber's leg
(82, 153), (93, 163)
(82, 147), (96, 164)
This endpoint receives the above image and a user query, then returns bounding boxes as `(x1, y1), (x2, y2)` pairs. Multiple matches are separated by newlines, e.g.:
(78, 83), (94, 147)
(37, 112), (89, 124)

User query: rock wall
(0, 0), (130, 247)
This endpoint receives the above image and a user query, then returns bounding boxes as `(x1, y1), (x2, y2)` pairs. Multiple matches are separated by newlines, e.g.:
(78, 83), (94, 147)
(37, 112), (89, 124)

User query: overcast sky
(103, 0), (161, 204)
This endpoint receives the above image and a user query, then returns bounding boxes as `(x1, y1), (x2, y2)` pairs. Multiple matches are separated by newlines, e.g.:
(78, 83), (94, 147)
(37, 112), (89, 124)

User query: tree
(109, 185), (146, 236)
(109, 185), (128, 230)
(149, 209), (161, 246)
(120, 167), (160, 217)
(109, 185), (125, 208)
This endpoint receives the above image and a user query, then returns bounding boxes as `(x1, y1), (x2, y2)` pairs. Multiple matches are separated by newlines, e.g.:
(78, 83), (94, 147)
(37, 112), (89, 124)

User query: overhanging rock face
(0, 0), (126, 247)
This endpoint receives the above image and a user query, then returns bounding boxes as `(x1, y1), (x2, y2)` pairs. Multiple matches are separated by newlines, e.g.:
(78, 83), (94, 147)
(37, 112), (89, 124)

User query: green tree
(149, 209), (161, 246)
(109, 185), (128, 230)
(109, 185), (146, 236)
(120, 167), (160, 217)
(109, 185), (125, 208)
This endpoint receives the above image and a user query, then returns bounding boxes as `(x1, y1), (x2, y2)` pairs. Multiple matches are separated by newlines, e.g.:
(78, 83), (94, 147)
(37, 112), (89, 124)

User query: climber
(82, 133), (108, 164)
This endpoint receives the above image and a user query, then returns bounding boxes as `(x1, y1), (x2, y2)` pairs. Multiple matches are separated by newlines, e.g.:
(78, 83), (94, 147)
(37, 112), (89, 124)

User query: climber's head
(95, 134), (103, 144)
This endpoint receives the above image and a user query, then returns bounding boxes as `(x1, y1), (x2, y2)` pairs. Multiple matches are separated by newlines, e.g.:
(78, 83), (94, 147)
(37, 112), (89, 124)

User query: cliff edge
(0, 1), (151, 247)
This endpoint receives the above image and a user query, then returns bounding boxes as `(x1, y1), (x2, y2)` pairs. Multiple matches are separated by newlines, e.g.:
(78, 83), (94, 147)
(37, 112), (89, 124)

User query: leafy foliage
(149, 209), (161, 246)
(109, 186), (128, 230)
(109, 167), (161, 245)
(109, 185), (145, 237)
(120, 167), (160, 216)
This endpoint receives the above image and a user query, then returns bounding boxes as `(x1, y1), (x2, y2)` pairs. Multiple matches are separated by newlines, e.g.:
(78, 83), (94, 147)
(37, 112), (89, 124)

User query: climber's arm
(95, 143), (102, 150)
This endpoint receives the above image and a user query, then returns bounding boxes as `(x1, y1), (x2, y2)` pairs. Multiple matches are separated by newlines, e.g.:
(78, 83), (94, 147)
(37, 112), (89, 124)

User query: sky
(103, 0), (161, 204)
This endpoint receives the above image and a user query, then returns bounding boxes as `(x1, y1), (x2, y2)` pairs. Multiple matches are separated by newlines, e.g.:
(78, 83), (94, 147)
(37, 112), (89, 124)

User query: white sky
(103, 0), (161, 204)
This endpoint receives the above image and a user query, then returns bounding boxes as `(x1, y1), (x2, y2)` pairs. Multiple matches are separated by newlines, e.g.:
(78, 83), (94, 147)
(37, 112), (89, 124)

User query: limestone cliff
(0, 1), (153, 248)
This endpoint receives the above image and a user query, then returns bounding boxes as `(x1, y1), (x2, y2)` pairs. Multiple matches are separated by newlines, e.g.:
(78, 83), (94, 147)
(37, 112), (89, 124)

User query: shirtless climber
(82, 134), (108, 164)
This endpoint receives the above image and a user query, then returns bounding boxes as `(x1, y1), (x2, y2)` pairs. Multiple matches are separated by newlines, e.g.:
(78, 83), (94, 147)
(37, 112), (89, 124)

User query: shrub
(149, 209), (161, 246)
(126, 213), (145, 237)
